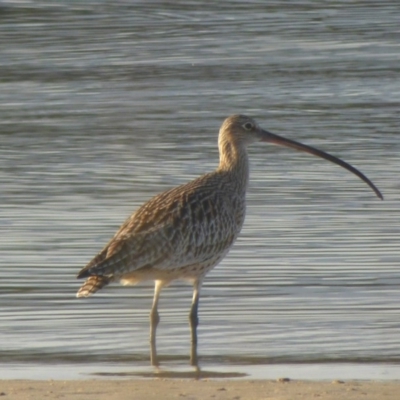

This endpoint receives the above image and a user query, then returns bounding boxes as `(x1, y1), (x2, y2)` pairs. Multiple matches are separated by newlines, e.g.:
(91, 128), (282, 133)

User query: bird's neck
(217, 139), (249, 194)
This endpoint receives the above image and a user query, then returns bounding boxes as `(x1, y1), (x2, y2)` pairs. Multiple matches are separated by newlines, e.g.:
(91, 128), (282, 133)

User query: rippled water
(1, 0), (399, 380)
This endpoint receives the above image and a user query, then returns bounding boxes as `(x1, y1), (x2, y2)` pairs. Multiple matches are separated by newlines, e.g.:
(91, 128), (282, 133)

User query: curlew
(76, 115), (382, 366)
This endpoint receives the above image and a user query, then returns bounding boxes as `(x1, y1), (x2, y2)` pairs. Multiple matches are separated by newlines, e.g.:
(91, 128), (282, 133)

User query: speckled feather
(76, 115), (255, 297)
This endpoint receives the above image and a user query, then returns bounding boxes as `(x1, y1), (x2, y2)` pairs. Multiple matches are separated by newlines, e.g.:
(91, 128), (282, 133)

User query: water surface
(1, 0), (399, 380)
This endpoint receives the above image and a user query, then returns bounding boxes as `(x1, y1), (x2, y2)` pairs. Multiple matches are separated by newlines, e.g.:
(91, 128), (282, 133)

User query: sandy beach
(1, 379), (400, 400)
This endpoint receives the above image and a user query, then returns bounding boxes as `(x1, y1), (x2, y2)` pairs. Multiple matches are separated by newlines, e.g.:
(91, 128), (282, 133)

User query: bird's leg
(150, 280), (163, 367)
(189, 279), (202, 367)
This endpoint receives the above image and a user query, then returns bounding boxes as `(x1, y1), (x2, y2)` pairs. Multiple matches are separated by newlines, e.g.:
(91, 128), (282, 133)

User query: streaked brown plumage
(76, 114), (382, 366)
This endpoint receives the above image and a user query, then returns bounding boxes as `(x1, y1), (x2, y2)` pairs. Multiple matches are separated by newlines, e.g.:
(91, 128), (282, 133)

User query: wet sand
(1, 379), (400, 400)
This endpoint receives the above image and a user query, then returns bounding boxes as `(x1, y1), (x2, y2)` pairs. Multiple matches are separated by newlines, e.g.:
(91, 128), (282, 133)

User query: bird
(76, 114), (382, 366)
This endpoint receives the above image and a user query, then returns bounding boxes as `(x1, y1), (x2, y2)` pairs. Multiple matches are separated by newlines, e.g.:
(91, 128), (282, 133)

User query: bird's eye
(243, 122), (254, 131)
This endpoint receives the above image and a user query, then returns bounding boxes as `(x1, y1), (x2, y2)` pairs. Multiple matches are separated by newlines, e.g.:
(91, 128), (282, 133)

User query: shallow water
(1, 0), (400, 380)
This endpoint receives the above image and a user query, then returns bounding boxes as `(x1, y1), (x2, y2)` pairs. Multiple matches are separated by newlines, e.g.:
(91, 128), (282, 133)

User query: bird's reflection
(92, 340), (248, 379)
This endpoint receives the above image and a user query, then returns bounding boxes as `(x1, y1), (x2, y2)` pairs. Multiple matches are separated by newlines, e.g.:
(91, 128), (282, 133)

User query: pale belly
(119, 249), (231, 286)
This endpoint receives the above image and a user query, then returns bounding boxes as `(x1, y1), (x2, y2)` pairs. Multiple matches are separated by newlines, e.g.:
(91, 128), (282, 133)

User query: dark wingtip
(77, 270), (90, 279)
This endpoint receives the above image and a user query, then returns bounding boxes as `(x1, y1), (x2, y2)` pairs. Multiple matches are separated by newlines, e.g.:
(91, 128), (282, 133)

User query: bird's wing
(77, 173), (241, 279)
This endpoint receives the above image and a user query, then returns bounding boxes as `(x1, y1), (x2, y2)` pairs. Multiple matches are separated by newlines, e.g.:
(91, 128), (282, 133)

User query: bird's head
(219, 114), (264, 146)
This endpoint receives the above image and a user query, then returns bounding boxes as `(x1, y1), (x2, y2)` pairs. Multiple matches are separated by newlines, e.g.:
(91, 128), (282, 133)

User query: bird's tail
(76, 276), (110, 298)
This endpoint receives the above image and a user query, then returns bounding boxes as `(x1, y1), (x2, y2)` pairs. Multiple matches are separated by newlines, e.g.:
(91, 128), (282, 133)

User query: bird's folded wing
(77, 173), (240, 279)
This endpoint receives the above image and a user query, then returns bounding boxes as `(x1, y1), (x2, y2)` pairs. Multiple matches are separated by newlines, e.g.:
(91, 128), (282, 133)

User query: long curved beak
(259, 129), (383, 200)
